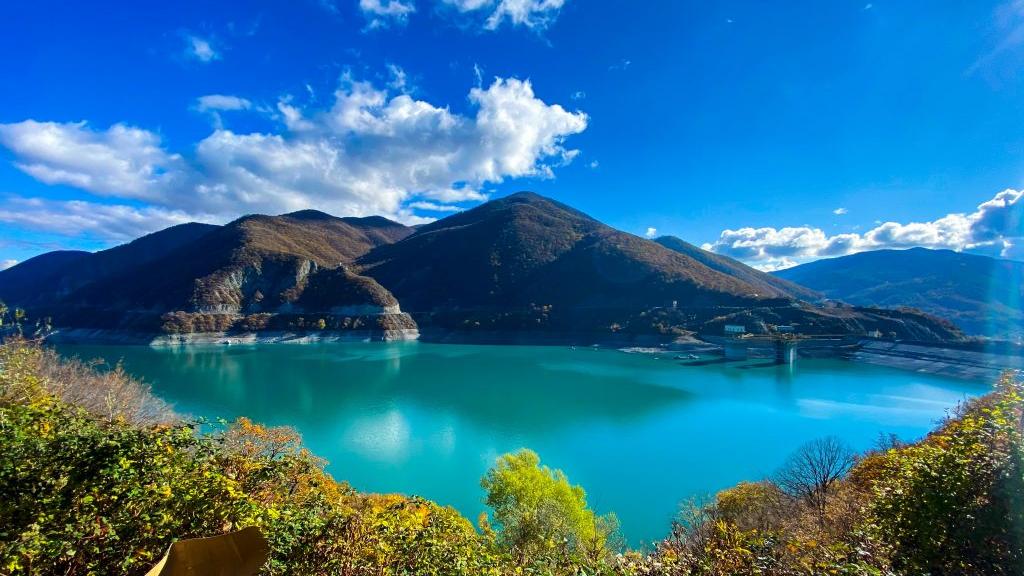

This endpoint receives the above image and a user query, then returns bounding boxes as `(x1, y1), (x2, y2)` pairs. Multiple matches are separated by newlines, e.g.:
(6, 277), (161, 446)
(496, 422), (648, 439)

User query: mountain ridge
(773, 247), (1024, 338)
(0, 193), (963, 343)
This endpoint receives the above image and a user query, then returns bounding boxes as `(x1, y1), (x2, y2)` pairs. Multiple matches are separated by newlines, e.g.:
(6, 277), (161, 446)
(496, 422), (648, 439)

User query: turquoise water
(56, 342), (986, 546)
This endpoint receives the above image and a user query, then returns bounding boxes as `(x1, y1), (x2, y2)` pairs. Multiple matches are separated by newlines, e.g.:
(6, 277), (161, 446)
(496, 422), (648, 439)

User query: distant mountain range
(774, 247), (1024, 339)
(0, 192), (963, 343)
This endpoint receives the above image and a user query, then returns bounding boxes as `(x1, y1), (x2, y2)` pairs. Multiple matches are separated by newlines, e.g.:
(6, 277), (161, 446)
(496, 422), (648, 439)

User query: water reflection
(56, 341), (986, 545)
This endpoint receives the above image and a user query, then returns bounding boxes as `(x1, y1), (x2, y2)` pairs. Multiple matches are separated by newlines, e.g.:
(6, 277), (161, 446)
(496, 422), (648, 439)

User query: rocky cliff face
(0, 211), (418, 341)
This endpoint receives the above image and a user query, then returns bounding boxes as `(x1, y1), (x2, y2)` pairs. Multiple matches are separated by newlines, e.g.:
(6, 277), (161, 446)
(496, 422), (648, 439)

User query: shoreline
(39, 327), (1023, 382)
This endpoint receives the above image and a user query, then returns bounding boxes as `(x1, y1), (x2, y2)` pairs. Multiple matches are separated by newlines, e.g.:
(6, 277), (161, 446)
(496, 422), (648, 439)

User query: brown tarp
(145, 527), (270, 576)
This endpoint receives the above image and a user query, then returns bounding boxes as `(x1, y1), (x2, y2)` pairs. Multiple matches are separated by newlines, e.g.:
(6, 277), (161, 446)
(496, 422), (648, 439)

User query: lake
(56, 342), (987, 546)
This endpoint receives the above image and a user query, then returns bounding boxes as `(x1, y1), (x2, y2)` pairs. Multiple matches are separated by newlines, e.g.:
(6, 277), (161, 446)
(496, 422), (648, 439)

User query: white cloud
(441, 0), (567, 30)
(408, 201), (463, 212)
(0, 120), (186, 201)
(0, 259), (17, 271)
(751, 257), (799, 273)
(186, 35), (219, 62)
(833, 207), (848, 215)
(571, 90), (586, 100)
(0, 75), (587, 240)
(588, 160), (599, 169)
(196, 94), (252, 112)
(704, 189), (1024, 265)
(644, 227), (657, 239)
(0, 198), (199, 241)
(609, 59), (632, 71)
(360, 0), (416, 28)
(387, 63), (411, 92)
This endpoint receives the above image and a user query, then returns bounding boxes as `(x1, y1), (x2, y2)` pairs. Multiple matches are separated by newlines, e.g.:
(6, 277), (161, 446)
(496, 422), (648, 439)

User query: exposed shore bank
(44, 327), (420, 346)
(37, 327), (1023, 381)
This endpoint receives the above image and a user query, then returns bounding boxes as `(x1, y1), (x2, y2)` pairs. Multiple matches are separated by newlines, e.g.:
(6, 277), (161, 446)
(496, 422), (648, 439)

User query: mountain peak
(282, 209), (337, 221)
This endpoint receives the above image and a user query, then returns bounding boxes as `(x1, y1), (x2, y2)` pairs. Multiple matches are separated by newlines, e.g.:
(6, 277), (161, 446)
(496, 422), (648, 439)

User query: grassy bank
(0, 339), (1021, 575)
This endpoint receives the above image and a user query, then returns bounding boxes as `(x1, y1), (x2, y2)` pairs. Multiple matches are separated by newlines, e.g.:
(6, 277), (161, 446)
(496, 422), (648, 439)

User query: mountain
(773, 247), (1024, 338)
(0, 212), (416, 336)
(0, 250), (90, 303)
(654, 236), (821, 301)
(0, 223), (217, 305)
(0, 193), (963, 342)
(355, 193), (960, 341)
(357, 193), (797, 310)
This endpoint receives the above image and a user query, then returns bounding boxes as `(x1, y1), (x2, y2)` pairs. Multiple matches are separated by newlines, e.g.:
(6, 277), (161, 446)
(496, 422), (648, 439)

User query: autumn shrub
(860, 375), (1024, 575)
(1, 339), (1022, 576)
(0, 338), (174, 425)
(0, 341), (512, 576)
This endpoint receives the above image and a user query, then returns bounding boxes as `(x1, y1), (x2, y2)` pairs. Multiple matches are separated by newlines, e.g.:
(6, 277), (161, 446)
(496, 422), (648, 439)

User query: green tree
(480, 449), (620, 567)
(0, 300), (7, 327)
(12, 308), (25, 335)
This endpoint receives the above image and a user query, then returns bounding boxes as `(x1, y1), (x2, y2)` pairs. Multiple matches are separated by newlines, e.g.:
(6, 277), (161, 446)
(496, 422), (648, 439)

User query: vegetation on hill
(0, 223), (217, 307)
(1, 339), (1020, 575)
(0, 194), (972, 343)
(357, 193), (963, 341)
(357, 193), (800, 313)
(654, 236), (820, 302)
(0, 213), (414, 335)
(774, 247), (1024, 338)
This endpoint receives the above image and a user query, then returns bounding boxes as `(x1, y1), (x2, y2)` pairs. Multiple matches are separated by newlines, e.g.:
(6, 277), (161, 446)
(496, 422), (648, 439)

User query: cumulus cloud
(644, 227), (657, 239)
(833, 207), (848, 215)
(0, 120), (186, 202)
(360, 0), (416, 28)
(0, 75), (587, 241)
(0, 259), (17, 271)
(441, 0), (567, 30)
(186, 35), (219, 62)
(703, 189), (1024, 265)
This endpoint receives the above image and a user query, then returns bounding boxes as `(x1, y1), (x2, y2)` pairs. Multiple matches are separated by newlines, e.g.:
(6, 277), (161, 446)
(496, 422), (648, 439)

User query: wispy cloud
(196, 95), (252, 112)
(968, 0), (1024, 77)
(0, 259), (17, 271)
(360, 0), (416, 28)
(408, 201), (463, 212)
(441, 0), (568, 31)
(833, 207), (848, 215)
(185, 35), (219, 62)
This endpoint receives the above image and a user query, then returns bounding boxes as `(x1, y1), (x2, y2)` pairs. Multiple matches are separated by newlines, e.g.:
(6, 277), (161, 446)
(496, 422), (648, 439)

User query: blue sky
(1, 0), (1024, 271)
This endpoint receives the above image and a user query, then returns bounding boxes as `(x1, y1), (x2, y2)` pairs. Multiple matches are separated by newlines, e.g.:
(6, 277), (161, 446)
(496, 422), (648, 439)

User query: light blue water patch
(56, 341), (987, 547)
